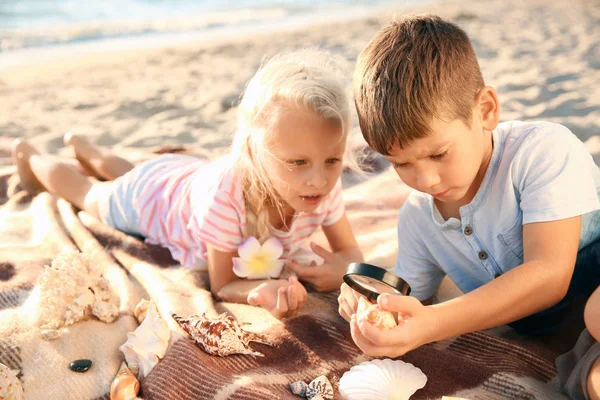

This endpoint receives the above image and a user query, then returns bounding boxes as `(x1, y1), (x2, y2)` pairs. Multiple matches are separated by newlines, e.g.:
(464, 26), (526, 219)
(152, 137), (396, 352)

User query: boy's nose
(416, 170), (440, 191)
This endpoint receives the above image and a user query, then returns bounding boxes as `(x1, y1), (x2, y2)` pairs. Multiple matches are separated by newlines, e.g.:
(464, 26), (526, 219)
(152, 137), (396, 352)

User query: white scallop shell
(119, 300), (170, 379)
(339, 359), (427, 400)
(0, 363), (24, 400)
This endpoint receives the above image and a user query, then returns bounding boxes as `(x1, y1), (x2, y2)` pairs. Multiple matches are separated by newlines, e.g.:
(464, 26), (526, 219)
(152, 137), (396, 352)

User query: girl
(11, 50), (364, 319)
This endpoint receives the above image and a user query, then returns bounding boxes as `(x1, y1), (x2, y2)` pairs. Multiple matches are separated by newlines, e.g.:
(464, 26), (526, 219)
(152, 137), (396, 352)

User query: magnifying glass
(343, 263), (411, 301)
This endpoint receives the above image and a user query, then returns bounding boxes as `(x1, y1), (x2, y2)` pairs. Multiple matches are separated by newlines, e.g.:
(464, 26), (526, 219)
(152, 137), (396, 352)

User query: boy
(338, 14), (600, 396)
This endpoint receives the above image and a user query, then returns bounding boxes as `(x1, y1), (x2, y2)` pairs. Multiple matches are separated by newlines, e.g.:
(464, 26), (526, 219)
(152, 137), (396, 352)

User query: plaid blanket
(0, 151), (571, 400)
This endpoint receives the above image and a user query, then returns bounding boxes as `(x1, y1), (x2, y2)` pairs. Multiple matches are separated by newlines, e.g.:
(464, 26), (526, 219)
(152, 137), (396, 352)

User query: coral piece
(0, 363), (23, 400)
(232, 237), (285, 279)
(133, 299), (150, 324)
(110, 361), (141, 400)
(119, 301), (170, 379)
(305, 375), (333, 400)
(357, 297), (397, 330)
(35, 250), (120, 340)
(172, 312), (275, 357)
(289, 380), (308, 397)
(339, 359), (427, 400)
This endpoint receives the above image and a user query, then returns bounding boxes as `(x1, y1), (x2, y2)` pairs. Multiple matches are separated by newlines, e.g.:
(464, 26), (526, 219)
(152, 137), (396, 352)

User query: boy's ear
(476, 86), (500, 131)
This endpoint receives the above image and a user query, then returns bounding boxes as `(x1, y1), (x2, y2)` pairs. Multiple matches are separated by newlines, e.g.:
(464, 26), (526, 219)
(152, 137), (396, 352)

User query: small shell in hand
(356, 297), (397, 329)
(339, 359), (427, 400)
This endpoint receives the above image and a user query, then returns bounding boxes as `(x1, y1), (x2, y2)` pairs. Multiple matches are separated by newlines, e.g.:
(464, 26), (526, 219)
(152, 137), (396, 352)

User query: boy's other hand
(247, 276), (307, 319)
(337, 282), (366, 322)
(287, 242), (348, 292)
(350, 293), (437, 357)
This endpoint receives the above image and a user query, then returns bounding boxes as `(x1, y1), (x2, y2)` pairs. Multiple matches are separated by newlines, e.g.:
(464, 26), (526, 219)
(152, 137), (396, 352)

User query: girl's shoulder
(189, 155), (245, 208)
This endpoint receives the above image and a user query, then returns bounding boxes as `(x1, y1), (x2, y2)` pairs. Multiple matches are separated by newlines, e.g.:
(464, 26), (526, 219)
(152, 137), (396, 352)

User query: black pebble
(70, 359), (92, 373)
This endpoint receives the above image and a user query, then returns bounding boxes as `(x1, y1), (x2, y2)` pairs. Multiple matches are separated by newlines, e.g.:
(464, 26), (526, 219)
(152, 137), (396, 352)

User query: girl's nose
(306, 167), (327, 188)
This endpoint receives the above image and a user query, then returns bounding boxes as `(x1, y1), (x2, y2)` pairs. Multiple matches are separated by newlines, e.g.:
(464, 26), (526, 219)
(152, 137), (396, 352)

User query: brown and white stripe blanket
(0, 151), (573, 400)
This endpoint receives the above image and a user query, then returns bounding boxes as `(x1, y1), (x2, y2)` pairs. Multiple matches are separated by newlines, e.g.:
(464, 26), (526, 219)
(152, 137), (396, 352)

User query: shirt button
(478, 251), (488, 260)
(464, 226), (473, 235)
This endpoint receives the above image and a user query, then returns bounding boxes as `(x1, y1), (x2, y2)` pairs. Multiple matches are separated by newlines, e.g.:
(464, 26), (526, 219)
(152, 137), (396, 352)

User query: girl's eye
(430, 150), (448, 160)
(289, 160), (306, 166)
(326, 158), (341, 164)
(393, 163), (408, 169)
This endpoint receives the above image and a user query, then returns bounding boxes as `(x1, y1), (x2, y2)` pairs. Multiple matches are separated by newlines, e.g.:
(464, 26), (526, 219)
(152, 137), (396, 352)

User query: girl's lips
(432, 190), (449, 197)
(300, 195), (322, 205)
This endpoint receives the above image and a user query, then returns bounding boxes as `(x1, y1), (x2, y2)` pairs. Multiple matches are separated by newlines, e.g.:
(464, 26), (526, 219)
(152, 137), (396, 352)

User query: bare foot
(11, 139), (45, 193)
(64, 132), (103, 179)
(64, 132), (134, 180)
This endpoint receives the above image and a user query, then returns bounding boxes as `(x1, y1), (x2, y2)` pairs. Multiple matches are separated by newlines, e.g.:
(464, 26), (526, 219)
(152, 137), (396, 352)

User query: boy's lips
(432, 189), (449, 197)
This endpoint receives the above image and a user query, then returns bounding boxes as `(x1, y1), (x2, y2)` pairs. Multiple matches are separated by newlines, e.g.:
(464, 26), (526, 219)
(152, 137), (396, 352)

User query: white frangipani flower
(232, 237), (285, 279)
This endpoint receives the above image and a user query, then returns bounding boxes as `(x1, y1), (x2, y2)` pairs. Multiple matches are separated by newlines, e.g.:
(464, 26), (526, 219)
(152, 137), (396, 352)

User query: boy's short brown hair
(354, 14), (485, 155)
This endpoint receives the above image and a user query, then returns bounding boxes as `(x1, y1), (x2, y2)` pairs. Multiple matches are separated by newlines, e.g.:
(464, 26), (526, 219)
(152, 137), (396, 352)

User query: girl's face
(264, 107), (346, 216)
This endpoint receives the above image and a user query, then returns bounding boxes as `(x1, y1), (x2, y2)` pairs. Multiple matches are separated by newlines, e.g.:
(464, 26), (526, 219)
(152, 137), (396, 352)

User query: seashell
(305, 375), (333, 400)
(36, 250), (120, 340)
(110, 361), (140, 400)
(289, 380), (308, 397)
(133, 299), (150, 324)
(357, 297), (397, 330)
(0, 363), (23, 400)
(119, 301), (170, 379)
(339, 359), (427, 400)
(172, 312), (275, 357)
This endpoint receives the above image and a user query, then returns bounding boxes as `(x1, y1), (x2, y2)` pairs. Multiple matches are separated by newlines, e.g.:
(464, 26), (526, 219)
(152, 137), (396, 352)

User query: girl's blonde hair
(231, 49), (351, 242)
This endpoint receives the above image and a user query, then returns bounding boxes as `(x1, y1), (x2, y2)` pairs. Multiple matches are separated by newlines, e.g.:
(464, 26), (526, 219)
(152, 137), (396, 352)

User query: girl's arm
(289, 214), (364, 291)
(322, 214), (364, 262)
(206, 244), (307, 318)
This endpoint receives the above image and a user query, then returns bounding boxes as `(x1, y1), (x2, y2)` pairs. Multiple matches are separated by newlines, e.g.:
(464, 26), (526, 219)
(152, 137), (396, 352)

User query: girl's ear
(476, 86), (500, 131)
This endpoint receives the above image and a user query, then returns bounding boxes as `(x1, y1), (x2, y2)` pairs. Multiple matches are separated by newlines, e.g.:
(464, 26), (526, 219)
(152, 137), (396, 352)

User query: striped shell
(172, 312), (275, 357)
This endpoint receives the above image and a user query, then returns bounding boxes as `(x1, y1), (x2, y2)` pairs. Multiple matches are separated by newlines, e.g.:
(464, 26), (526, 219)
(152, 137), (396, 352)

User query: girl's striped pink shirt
(135, 155), (345, 268)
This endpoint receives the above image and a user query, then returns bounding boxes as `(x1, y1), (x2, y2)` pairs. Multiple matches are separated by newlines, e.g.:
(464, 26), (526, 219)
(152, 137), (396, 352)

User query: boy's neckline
(430, 128), (503, 227)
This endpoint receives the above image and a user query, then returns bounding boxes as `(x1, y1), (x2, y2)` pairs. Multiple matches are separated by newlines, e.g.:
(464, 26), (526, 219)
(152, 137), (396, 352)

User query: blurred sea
(0, 0), (421, 53)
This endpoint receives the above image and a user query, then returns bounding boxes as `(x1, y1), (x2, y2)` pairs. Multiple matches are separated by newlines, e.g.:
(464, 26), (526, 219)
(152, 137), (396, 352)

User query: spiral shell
(305, 375), (333, 400)
(172, 312), (275, 357)
(0, 363), (23, 400)
(289, 380), (308, 397)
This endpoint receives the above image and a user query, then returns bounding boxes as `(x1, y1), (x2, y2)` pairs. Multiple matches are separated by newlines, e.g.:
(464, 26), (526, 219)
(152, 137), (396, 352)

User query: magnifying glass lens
(352, 275), (402, 295)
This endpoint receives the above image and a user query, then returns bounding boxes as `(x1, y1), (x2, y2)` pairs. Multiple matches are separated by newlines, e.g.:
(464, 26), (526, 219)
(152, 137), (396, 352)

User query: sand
(0, 0), (598, 167)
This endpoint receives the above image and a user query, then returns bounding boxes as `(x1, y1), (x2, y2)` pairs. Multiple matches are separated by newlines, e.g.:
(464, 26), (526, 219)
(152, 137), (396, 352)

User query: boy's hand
(247, 276), (307, 319)
(337, 282), (367, 322)
(287, 242), (348, 292)
(350, 293), (437, 357)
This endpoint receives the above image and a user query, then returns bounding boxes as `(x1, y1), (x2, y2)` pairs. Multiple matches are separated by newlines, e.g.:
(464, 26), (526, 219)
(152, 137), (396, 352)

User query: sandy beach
(0, 0), (598, 169)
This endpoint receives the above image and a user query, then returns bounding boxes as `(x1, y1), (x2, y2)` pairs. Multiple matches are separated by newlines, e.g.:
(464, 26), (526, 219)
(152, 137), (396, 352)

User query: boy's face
(384, 113), (493, 208)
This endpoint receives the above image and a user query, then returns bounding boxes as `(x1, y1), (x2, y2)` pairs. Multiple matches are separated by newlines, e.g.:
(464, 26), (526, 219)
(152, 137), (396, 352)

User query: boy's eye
(393, 163), (408, 169)
(430, 150), (448, 160)
(326, 158), (341, 164)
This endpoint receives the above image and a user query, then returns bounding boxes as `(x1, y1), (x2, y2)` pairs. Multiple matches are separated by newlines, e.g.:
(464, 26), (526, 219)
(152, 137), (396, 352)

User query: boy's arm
(351, 216), (581, 357)
(427, 215), (580, 341)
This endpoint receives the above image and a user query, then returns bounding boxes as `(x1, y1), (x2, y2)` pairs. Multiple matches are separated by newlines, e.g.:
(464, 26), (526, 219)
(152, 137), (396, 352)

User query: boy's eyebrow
(386, 142), (451, 161)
